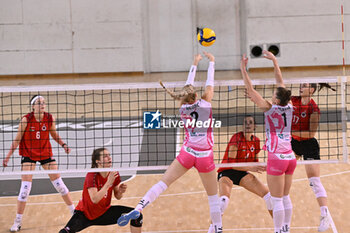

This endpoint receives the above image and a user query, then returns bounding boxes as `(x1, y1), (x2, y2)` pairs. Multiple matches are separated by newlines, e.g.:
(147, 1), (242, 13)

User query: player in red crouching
(59, 148), (142, 233)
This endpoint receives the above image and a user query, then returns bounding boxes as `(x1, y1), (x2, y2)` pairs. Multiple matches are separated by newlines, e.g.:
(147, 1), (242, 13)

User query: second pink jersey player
(264, 104), (294, 155)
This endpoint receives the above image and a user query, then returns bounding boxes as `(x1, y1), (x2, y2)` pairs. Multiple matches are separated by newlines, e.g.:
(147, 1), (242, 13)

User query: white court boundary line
(141, 226), (318, 232)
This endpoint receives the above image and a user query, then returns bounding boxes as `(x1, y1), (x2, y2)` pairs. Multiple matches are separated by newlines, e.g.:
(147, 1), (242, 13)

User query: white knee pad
(309, 177), (327, 198)
(18, 181), (32, 202)
(271, 196), (284, 212)
(51, 177), (69, 196)
(219, 195), (229, 214)
(283, 195), (292, 210)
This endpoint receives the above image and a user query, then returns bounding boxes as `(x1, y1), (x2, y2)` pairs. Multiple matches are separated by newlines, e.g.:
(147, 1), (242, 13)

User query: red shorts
(266, 152), (297, 176)
(176, 146), (215, 173)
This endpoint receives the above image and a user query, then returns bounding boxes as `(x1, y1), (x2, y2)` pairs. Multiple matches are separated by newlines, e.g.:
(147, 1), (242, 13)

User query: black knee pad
(130, 212), (143, 227)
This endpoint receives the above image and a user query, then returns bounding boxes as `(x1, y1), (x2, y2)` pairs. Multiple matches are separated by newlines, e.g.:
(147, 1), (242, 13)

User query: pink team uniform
(264, 104), (297, 176)
(176, 99), (215, 173)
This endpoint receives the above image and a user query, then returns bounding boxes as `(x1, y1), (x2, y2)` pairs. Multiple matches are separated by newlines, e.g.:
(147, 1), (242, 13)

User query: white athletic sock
(283, 195), (292, 233)
(271, 196), (284, 232)
(208, 195), (222, 232)
(219, 195), (229, 214)
(135, 181), (167, 211)
(263, 192), (273, 210)
(67, 204), (75, 215)
(15, 214), (22, 223)
(320, 206), (328, 217)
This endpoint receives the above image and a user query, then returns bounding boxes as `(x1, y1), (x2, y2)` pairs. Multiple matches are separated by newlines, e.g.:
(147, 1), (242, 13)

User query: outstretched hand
(193, 54), (202, 66)
(262, 50), (276, 61)
(240, 54), (248, 71)
(203, 52), (215, 62)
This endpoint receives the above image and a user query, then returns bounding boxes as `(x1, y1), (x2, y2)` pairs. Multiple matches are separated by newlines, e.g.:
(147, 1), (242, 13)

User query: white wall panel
(0, 0), (22, 24)
(23, 0), (70, 23)
(248, 41), (349, 68)
(246, 0), (343, 17)
(73, 48), (143, 73)
(71, 0), (141, 22)
(0, 25), (24, 50)
(147, 0), (194, 72)
(73, 21), (141, 49)
(247, 16), (342, 44)
(0, 52), (25, 74)
(24, 50), (72, 74)
(23, 24), (72, 50)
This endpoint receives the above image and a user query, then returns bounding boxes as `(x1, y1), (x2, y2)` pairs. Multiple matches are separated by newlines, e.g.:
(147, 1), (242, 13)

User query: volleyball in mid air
(197, 28), (216, 47)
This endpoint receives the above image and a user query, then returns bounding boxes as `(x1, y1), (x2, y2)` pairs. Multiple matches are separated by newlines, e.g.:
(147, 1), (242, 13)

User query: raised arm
(50, 116), (71, 154)
(201, 52), (215, 102)
(240, 55), (272, 112)
(263, 50), (285, 88)
(3, 117), (27, 167)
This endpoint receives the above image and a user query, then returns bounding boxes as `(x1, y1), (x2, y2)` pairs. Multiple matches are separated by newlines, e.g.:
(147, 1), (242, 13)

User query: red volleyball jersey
(76, 172), (121, 220)
(19, 112), (53, 160)
(218, 132), (260, 173)
(291, 96), (320, 141)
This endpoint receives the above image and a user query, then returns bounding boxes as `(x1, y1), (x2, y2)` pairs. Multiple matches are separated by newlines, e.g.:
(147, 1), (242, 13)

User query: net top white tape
(0, 76), (343, 93)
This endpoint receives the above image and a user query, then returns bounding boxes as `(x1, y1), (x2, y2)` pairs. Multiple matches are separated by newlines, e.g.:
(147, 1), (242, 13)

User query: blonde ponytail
(159, 81), (195, 102)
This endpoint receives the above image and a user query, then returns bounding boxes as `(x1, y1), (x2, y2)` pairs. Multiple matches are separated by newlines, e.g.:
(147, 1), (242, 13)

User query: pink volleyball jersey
(180, 99), (214, 150)
(264, 104), (293, 154)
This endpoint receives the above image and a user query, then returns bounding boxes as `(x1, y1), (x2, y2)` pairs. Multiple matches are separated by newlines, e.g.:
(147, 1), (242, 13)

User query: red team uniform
(60, 172), (142, 232)
(76, 172), (121, 220)
(217, 132), (261, 185)
(218, 132), (260, 173)
(19, 112), (53, 160)
(291, 96), (321, 160)
(291, 96), (320, 141)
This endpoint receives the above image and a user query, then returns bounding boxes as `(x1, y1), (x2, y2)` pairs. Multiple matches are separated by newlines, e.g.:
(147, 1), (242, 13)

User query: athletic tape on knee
(263, 192), (273, 210)
(206, 62), (215, 87)
(309, 177), (327, 198)
(18, 181), (32, 202)
(219, 195), (229, 213)
(52, 177), (69, 196)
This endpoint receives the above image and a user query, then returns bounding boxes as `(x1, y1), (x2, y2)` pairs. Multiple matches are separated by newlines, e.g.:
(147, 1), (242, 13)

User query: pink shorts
(266, 152), (297, 176)
(176, 146), (215, 173)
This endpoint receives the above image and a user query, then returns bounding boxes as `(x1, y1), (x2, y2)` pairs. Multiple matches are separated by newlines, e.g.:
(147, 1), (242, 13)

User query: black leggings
(59, 205), (143, 233)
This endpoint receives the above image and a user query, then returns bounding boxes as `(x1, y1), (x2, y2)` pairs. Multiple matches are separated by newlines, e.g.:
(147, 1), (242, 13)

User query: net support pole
(340, 76), (348, 163)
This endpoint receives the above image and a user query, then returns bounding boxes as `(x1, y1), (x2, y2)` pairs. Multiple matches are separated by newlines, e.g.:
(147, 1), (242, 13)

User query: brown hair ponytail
(318, 83), (336, 92)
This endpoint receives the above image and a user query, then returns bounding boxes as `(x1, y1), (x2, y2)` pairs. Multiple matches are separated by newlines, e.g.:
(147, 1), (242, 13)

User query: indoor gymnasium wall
(245, 0), (350, 68)
(0, 0), (348, 74)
